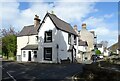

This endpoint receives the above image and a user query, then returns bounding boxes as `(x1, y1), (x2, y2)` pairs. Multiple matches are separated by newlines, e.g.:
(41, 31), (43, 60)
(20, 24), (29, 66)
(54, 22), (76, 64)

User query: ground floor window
(44, 47), (52, 61)
(34, 51), (37, 58)
(23, 51), (26, 57)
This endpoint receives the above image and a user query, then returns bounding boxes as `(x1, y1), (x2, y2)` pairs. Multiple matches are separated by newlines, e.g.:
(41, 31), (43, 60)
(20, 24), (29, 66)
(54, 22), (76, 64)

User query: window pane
(45, 31), (52, 42)
(44, 48), (52, 61)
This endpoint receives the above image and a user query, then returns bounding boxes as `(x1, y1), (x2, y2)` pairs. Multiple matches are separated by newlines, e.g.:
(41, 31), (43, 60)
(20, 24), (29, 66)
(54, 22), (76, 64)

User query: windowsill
(44, 41), (52, 43)
(44, 59), (52, 61)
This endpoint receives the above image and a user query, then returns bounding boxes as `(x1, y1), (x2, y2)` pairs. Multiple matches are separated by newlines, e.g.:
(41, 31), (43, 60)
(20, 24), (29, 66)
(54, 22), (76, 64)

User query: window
(74, 35), (77, 45)
(44, 47), (52, 61)
(34, 51), (37, 58)
(68, 34), (71, 44)
(44, 30), (52, 42)
(36, 36), (38, 41)
(23, 51), (26, 57)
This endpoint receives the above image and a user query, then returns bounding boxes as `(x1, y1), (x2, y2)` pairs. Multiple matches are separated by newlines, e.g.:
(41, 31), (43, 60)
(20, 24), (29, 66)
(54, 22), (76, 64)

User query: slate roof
(21, 44), (38, 50)
(38, 13), (78, 36)
(78, 39), (88, 46)
(97, 44), (103, 48)
(17, 25), (39, 37)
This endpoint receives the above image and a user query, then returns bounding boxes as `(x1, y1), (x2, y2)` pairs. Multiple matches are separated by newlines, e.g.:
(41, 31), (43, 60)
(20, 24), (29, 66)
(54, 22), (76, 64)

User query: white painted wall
(17, 35), (38, 61)
(98, 46), (104, 53)
(104, 50), (110, 56)
(78, 46), (87, 52)
(38, 15), (77, 63)
(21, 50), (37, 62)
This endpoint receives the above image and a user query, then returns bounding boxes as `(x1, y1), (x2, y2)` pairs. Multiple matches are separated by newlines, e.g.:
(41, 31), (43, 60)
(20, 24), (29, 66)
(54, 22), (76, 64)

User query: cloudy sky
(0, 0), (119, 47)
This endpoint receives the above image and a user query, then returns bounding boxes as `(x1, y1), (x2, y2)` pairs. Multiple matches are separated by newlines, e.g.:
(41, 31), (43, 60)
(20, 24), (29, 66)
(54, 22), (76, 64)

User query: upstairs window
(68, 34), (71, 44)
(74, 35), (77, 45)
(36, 36), (39, 42)
(44, 30), (52, 43)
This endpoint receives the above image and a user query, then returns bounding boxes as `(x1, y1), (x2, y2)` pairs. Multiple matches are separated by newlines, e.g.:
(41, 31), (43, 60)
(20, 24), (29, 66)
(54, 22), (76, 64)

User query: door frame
(28, 51), (31, 61)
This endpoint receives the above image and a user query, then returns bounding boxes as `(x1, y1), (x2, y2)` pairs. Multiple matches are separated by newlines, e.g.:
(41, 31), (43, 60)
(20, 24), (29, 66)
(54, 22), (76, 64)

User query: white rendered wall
(21, 50), (37, 62)
(17, 35), (38, 61)
(38, 16), (76, 63)
(98, 46), (104, 53)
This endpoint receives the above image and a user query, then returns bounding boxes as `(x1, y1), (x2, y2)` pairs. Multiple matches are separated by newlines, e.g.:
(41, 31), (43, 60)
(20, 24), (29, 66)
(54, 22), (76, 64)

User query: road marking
(1, 65), (16, 81)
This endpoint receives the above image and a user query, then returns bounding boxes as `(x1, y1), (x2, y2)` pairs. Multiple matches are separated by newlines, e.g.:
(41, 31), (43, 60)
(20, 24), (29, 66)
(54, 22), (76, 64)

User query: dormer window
(68, 34), (71, 44)
(44, 30), (52, 43)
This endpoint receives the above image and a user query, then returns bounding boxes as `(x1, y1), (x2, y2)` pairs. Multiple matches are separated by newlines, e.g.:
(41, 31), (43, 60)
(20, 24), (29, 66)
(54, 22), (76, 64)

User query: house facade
(17, 12), (97, 63)
(73, 24), (95, 62)
(37, 13), (78, 63)
(16, 15), (40, 62)
(97, 44), (104, 54)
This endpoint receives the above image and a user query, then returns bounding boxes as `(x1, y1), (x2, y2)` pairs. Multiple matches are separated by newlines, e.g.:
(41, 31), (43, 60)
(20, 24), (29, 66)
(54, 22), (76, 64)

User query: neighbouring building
(77, 39), (88, 62)
(97, 44), (104, 54)
(16, 15), (40, 62)
(16, 12), (97, 63)
(37, 12), (78, 63)
(75, 24), (95, 62)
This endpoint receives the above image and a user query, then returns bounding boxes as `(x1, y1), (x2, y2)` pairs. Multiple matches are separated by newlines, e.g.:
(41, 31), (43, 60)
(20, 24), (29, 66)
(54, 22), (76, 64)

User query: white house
(37, 12), (78, 63)
(77, 39), (88, 62)
(97, 44), (104, 54)
(16, 15), (40, 62)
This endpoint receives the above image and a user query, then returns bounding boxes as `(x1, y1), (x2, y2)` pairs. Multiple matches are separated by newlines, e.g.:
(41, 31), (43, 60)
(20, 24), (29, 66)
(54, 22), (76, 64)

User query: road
(2, 61), (83, 81)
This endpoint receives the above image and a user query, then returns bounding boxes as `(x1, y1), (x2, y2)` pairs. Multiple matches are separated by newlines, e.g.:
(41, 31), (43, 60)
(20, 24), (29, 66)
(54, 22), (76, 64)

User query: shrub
(95, 50), (101, 55)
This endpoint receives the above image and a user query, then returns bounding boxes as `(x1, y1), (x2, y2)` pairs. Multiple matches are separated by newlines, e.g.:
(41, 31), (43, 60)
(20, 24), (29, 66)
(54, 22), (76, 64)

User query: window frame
(23, 51), (26, 57)
(68, 33), (71, 44)
(34, 51), (37, 58)
(74, 35), (77, 45)
(44, 47), (52, 61)
(44, 30), (52, 43)
(36, 36), (39, 42)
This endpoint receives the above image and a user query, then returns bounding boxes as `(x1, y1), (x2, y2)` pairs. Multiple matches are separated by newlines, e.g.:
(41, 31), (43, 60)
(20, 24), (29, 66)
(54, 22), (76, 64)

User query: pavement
(2, 61), (83, 81)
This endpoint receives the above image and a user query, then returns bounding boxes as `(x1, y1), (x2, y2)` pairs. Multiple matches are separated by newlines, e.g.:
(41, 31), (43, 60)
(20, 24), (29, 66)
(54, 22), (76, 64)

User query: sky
(0, 0), (119, 47)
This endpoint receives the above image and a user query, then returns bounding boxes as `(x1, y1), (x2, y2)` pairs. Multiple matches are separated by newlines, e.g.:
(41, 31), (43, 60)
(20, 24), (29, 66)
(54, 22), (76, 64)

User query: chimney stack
(73, 25), (78, 33)
(34, 15), (40, 27)
(82, 23), (86, 29)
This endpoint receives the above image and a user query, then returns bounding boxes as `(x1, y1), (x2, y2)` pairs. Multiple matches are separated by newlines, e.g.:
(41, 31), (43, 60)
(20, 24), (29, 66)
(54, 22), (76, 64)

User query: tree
(95, 50), (101, 55)
(1, 27), (17, 59)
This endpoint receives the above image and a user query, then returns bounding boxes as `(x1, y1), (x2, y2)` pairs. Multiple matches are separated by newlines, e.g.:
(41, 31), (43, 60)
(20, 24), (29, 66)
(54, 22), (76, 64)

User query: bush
(95, 50), (101, 55)
(76, 64), (120, 81)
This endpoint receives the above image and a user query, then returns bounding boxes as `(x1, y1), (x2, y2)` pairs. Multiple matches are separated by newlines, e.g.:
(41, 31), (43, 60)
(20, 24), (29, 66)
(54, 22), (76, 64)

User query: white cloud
(1, 1), (118, 46)
(1, 1), (98, 31)
(1, 0), (119, 2)
(83, 16), (118, 46)
(104, 14), (113, 19)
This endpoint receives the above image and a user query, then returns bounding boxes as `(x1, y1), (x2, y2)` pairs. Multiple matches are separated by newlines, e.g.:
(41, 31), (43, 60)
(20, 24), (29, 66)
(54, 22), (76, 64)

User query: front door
(71, 48), (76, 63)
(28, 51), (31, 61)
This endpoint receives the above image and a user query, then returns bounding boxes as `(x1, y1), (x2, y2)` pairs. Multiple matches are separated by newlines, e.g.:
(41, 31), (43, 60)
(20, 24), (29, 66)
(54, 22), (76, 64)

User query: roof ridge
(48, 13), (71, 26)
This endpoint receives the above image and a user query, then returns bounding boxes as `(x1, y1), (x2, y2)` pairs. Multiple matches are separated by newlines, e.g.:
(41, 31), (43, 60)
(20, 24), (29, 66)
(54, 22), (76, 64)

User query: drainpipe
(56, 44), (59, 63)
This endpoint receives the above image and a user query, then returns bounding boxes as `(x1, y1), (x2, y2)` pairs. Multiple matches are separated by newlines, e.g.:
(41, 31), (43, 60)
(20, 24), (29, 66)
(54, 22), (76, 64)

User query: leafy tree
(95, 50), (101, 55)
(1, 27), (17, 59)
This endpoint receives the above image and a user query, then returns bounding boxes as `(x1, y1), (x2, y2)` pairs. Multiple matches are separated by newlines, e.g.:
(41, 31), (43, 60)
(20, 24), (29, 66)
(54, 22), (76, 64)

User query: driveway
(2, 61), (83, 81)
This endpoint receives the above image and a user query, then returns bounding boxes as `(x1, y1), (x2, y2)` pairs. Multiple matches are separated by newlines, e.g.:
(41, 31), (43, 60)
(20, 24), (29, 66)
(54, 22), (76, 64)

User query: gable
(38, 13), (78, 36)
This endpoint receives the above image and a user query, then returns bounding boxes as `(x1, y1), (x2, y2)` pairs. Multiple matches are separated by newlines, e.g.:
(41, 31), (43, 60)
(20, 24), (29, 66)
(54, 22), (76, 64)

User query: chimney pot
(73, 25), (78, 33)
(82, 23), (86, 29)
(34, 15), (40, 27)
